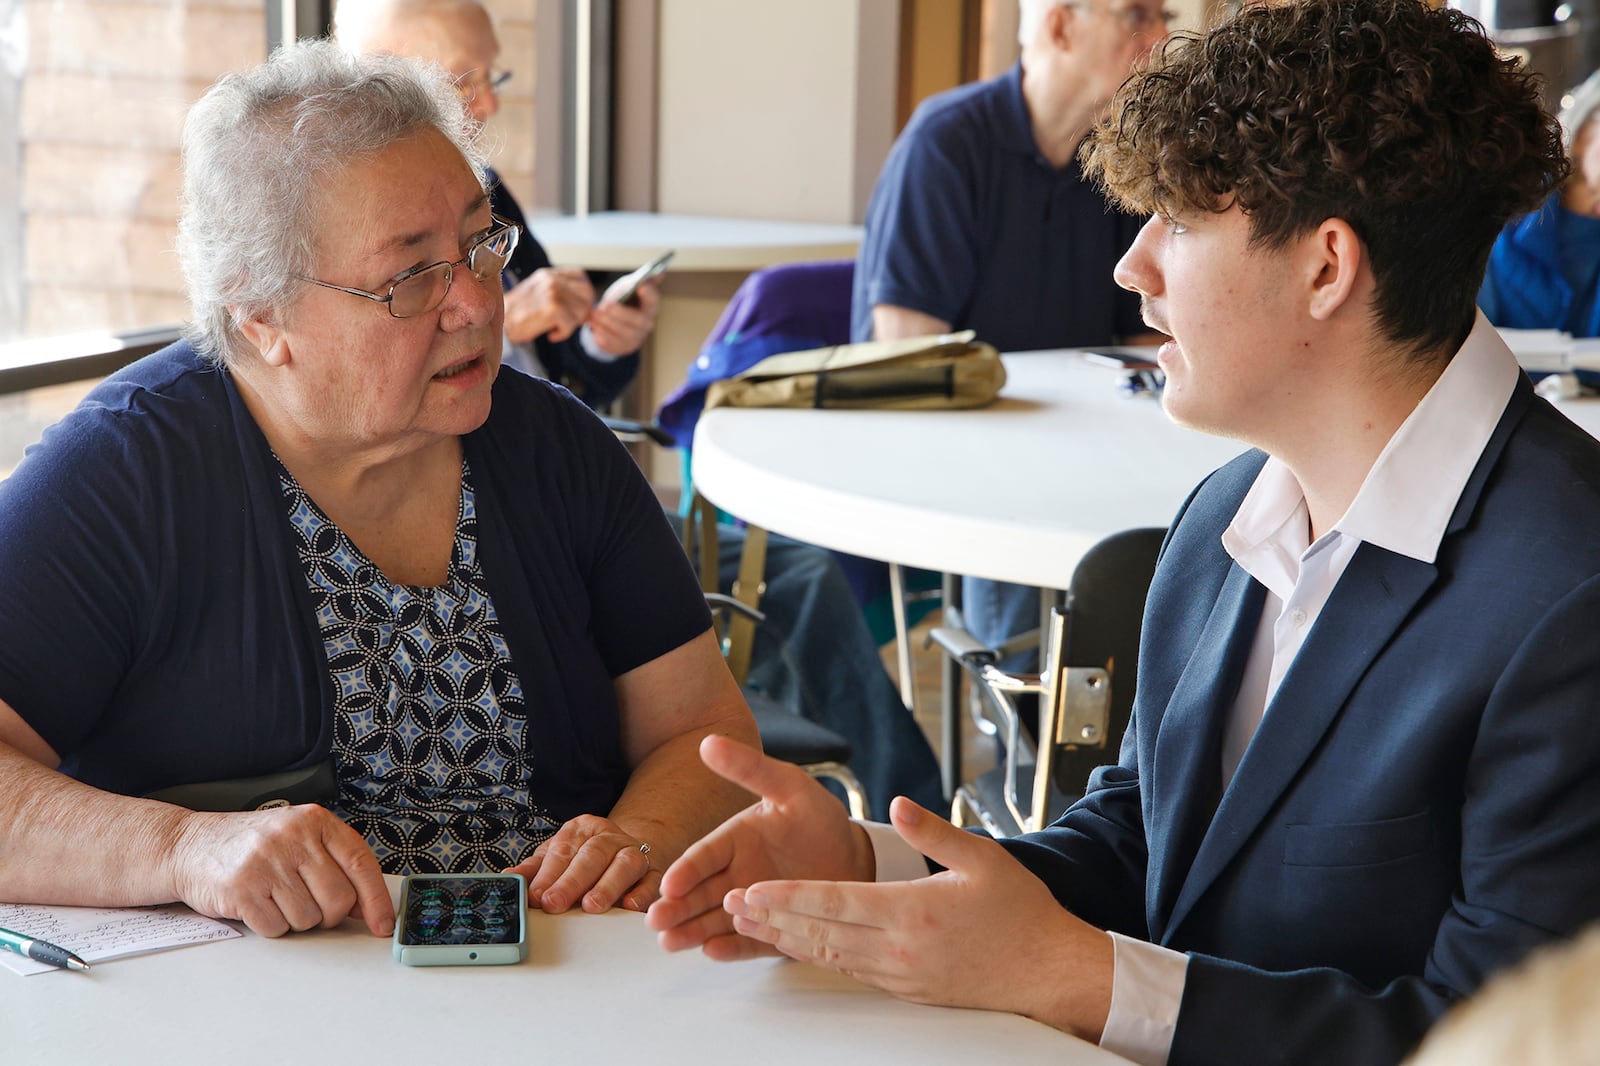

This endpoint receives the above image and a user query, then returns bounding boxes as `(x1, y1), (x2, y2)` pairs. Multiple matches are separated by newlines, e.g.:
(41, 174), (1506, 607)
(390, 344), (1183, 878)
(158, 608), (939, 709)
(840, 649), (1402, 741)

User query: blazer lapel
(1150, 378), (1526, 942)
(1160, 544), (1438, 941)
(1146, 564), (1263, 932)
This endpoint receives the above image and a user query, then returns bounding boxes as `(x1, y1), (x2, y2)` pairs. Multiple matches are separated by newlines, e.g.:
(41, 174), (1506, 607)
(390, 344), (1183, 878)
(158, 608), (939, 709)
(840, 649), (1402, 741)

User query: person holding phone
(0, 42), (757, 940)
(337, 0), (656, 410)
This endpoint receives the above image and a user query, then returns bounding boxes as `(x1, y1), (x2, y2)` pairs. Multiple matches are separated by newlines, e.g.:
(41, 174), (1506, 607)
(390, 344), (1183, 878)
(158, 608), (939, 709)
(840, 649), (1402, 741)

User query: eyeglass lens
(456, 69), (511, 100)
(1118, 5), (1175, 31)
(389, 226), (518, 318)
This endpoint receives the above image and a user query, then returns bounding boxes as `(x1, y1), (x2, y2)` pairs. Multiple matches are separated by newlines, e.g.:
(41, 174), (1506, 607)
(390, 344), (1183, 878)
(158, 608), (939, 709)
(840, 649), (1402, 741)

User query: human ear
(1047, 1), (1077, 50)
(1305, 218), (1363, 321)
(233, 307), (292, 368)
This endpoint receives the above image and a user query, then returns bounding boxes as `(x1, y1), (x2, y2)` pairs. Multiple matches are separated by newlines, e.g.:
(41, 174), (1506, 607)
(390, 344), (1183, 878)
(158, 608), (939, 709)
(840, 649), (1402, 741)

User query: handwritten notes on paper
(0, 901), (242, 975)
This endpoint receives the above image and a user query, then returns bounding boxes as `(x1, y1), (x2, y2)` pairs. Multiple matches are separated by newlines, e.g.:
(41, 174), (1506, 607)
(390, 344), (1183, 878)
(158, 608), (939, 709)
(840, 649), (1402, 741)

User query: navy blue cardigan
(0, 342), (708, 824)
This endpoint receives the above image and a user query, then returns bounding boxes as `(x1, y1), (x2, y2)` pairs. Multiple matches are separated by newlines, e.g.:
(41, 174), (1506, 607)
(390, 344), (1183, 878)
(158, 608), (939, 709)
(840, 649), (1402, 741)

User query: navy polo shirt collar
(994, 63), (1042, 158)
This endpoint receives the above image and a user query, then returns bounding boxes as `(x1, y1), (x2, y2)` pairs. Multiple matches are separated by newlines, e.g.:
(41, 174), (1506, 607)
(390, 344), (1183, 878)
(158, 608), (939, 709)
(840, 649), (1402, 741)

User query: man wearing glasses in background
(852, 0), (1171, 677)
(337, 0), (654, 410)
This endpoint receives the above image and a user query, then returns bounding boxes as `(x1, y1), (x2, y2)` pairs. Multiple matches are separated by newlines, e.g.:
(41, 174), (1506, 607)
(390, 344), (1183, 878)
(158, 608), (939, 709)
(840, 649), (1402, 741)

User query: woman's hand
(168, 804), (394, 938)
(505, 813), (659, 914)
(517, 630), (762, 918)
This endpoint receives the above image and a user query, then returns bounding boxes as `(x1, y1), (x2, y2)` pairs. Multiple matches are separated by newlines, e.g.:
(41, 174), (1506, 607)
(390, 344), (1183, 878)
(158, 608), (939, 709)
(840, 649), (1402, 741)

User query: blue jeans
(960, 576), (1041, 674)
(679, 519), (944, 820)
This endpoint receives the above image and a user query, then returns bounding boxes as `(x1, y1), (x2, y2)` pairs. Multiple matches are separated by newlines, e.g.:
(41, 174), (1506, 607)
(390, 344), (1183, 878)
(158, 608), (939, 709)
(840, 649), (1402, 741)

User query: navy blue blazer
(1003, 375), (1600, 1065)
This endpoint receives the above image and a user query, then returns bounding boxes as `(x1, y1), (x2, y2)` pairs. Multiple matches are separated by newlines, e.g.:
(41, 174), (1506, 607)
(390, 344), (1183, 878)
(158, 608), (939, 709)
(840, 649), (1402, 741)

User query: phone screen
(398, 875), (523, 946)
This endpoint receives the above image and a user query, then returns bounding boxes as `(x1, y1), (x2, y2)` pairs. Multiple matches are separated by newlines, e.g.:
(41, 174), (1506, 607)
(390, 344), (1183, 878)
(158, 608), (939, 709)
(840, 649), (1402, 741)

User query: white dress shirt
(867, 314), (1521, 1065)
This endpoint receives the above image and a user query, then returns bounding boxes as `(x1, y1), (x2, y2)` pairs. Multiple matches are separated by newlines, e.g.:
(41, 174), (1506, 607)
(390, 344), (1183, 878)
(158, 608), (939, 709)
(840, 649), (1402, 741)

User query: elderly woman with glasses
(0, 41), (757, 940)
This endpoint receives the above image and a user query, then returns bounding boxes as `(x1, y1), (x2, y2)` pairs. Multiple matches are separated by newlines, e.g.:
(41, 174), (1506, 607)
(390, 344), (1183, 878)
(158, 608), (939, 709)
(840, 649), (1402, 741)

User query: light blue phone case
(393, 873), (528, 966)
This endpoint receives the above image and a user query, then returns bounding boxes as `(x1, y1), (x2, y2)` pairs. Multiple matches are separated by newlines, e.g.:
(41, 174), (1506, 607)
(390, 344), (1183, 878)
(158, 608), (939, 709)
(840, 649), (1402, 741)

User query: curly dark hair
(1083, 0), (1567, 359)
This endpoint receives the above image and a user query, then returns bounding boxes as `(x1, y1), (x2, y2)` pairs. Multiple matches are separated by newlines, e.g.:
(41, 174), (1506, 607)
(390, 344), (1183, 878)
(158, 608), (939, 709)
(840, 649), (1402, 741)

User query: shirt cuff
(1099, 932), (1187, 1066)
(854, 819), (931, 882)
(578, 323), (627, 362)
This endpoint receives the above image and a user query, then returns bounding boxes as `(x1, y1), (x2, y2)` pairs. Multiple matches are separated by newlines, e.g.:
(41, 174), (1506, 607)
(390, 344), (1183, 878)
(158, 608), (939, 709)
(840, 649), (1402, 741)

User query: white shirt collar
(1224, 311), (1519, 581)
(1340, 312), (1519, 562)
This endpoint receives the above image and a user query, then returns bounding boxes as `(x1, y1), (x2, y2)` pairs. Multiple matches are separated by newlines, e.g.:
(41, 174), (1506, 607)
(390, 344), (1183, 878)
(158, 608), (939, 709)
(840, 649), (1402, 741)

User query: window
(3, 0), (267, 344)
(0, 0), (551, 476)
(0, 0), (269, 474)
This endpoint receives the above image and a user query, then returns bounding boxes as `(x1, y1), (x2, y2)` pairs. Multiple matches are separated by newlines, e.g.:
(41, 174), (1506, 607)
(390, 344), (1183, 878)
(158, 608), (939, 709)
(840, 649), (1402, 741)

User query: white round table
(8, 879), (1123, 1066)
(691, 349), (1250, 591)
(527, 210), (863, 272)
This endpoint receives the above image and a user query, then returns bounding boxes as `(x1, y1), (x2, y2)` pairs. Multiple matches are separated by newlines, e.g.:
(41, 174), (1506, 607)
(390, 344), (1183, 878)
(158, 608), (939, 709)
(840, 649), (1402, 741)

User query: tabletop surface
(691, 349), (1251, 590)
(4, 886), (1125, 1066)
(527, 210), (864, 271)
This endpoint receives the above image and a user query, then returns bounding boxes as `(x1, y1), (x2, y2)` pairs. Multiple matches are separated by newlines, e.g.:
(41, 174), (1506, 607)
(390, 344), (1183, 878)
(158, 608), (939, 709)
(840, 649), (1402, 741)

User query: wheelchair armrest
(926, 624), (997, 665)
(601, 416), (676, 448)
(143, 760), (336, 812)
(705, 592), (767, 625)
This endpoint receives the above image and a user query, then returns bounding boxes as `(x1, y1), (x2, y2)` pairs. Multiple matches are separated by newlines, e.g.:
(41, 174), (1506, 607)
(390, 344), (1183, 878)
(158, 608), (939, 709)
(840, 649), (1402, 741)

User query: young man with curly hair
(647, 2), (1600, 1063)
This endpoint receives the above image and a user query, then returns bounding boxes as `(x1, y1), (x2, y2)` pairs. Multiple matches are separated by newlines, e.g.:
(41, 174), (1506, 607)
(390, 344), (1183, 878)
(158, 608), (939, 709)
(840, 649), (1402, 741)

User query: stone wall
(9, 0), (538, 342)
(16, 0), (262, 338)
(483, 0), (535, 214)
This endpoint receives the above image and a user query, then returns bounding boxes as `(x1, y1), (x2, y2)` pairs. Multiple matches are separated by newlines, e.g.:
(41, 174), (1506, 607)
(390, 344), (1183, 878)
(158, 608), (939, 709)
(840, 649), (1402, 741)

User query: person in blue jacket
(1480, 70), (1600, 337)
(649, 3), (1600, 1064)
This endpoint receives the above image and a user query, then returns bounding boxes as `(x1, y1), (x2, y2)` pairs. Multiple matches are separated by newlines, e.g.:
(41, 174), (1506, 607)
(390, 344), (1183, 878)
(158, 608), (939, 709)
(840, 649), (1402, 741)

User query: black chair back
(1048, 527), (1164, 798)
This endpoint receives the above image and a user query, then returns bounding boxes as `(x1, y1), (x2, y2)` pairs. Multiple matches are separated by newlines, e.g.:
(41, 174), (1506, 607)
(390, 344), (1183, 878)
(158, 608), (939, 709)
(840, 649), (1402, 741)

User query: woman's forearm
(607, 711), (760, 864)
(0, 738), (190, 907)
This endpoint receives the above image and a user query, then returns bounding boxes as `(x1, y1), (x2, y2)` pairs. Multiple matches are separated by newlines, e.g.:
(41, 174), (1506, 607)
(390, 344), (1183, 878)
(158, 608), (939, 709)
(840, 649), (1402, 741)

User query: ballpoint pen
(0, 925), (91, 972)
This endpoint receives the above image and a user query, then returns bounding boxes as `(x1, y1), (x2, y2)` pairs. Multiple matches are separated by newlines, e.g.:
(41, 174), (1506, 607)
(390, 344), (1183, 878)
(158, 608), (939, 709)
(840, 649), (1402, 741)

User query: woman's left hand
(505, 814), (660, 914)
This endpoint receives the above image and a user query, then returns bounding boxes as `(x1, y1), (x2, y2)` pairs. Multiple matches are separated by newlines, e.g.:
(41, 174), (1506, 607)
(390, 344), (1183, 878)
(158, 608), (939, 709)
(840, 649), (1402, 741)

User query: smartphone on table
(393, 873), (528, 967)
(1081, 346), (1162, 372)
(1082, 346), (1165, 394)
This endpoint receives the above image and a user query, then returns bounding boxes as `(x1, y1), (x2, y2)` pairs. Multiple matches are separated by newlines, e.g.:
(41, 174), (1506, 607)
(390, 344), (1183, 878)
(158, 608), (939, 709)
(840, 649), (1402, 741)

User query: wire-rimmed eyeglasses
(298, 216), (522, 319)
(455, 68), (513, 101)
(1066, 1), (1177, 36)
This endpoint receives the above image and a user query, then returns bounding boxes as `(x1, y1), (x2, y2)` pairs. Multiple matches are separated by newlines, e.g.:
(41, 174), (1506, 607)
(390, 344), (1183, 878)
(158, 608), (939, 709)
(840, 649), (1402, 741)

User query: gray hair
(177, 37), (487, 366)
(1017, 0), (1068, 46)
(1560, 70), (1600, 156)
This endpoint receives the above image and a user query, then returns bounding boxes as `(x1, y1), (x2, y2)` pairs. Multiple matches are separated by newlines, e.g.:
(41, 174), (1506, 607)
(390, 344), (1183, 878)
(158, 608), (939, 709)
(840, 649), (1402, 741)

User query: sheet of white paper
(0, 901), (243, 975)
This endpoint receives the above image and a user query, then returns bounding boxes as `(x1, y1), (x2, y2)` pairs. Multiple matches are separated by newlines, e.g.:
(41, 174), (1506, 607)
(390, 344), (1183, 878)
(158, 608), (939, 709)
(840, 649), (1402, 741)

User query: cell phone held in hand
(610, 249), (675, 307)
(393, 873), (528, 967)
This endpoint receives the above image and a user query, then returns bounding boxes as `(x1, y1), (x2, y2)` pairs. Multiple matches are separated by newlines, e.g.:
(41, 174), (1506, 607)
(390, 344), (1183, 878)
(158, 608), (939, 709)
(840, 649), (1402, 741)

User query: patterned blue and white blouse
(279, 458), (559, 873)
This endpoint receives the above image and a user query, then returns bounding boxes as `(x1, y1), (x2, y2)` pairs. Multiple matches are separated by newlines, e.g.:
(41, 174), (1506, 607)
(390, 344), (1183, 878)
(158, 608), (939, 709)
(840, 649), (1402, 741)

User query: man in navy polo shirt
(852, 0), (1169, 671)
